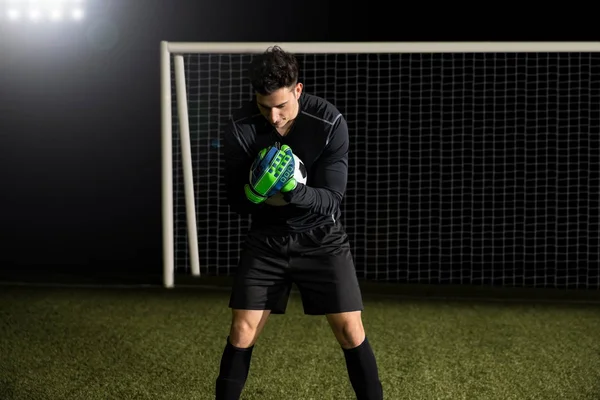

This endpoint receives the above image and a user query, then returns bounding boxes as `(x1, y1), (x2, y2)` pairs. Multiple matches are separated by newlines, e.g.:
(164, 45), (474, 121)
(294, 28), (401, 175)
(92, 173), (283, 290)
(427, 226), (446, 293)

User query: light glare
(29, 8), (41, 21)
(4, 1), (85, 23)
(7, 8), (19, 20)
(71, 8), (83, 20)
(49, 9), (62, 21)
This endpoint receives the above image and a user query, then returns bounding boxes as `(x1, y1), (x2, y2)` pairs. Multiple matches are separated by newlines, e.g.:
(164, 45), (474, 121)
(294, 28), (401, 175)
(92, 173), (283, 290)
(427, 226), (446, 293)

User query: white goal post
(161, 41), (600, 289)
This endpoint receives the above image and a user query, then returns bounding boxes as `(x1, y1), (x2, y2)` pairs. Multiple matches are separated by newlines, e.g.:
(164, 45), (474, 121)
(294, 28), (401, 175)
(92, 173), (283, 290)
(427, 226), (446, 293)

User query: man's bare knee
(229, 309), (271, 348)
(326, 311), (366, 349)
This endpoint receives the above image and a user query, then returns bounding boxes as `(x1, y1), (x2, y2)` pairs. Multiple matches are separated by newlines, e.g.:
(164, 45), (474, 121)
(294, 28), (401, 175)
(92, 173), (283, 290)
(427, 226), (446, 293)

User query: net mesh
(171, 51), (600, 289)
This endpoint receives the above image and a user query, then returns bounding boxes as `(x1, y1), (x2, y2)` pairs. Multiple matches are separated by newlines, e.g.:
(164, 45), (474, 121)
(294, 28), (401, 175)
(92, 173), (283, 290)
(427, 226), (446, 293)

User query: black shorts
(229, 220), (364, 315)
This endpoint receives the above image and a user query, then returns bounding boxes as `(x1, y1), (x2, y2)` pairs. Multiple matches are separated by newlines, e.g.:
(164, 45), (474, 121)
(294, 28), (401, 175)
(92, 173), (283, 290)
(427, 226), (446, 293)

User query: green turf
(0, 285), (599, 399)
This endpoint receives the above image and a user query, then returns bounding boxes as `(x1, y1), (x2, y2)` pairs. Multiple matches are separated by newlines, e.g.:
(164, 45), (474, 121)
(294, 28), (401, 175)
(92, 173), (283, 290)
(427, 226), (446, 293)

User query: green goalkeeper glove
(244, 143), (296, 204)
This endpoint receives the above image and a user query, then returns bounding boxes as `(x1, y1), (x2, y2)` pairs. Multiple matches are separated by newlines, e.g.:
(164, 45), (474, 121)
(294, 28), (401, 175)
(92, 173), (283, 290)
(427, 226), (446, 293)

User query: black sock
(342, 336), (383, 400)
(215, 336), (254, 400)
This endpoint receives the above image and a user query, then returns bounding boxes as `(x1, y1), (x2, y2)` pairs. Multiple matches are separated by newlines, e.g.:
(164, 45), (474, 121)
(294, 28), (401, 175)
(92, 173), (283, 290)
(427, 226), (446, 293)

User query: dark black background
(0, 1), (595, 283)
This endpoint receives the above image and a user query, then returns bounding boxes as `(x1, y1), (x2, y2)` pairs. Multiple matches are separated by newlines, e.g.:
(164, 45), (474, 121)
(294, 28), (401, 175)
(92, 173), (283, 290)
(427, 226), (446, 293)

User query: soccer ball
(264, 154), (307, 206)
(291, 154), (307, 185)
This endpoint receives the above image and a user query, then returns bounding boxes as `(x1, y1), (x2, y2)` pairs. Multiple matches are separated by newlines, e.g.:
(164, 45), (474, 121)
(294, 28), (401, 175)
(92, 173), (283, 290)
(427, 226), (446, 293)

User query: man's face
(256, 83), (303, 130)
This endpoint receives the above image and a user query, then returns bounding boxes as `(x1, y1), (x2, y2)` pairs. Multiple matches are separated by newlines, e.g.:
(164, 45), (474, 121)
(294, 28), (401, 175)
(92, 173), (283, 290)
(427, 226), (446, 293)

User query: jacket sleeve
(283, 114), (349, 216)
(221, 118), (264, 216)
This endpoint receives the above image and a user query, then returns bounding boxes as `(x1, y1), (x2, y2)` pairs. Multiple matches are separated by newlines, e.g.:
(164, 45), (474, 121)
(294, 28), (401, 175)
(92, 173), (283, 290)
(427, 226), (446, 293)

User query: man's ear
(295, 82), (303, 99)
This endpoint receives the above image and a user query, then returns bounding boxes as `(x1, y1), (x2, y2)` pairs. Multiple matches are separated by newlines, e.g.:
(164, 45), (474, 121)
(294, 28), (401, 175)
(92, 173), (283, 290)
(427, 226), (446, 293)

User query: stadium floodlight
(3, 0), (84, 22)
(161, 41), (600, 290)
(28, 7), (40, 21)
(7, 8), (19, 20)
(71, 7), (82, 20)
(49, 9), (61, 21)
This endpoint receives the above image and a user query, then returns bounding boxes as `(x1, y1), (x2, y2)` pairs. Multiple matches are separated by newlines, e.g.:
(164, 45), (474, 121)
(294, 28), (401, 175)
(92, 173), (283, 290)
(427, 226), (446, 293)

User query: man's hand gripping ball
(244, 143), (298, 204)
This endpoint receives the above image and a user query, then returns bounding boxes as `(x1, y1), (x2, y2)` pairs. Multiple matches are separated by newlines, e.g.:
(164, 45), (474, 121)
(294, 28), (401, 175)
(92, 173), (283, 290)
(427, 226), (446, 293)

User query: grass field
(1, 283), (599, 399)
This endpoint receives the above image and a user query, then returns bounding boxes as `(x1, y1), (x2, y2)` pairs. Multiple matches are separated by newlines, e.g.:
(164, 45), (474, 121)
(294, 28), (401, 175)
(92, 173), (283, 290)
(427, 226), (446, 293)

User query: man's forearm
(284, 184), (342, 216)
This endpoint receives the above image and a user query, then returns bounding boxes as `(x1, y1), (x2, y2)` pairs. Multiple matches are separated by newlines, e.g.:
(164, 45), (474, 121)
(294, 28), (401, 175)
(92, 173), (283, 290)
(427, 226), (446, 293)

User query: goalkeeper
(216, 46), (383, 400)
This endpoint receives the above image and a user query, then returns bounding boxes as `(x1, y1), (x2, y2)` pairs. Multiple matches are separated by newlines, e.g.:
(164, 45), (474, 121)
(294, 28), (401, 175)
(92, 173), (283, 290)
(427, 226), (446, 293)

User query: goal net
(161, 42), (600, 290)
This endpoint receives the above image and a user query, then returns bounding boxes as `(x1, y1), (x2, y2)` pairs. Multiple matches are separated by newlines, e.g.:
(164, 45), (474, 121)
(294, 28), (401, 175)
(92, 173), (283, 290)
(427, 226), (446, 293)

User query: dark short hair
(248, 46), (299, 95)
